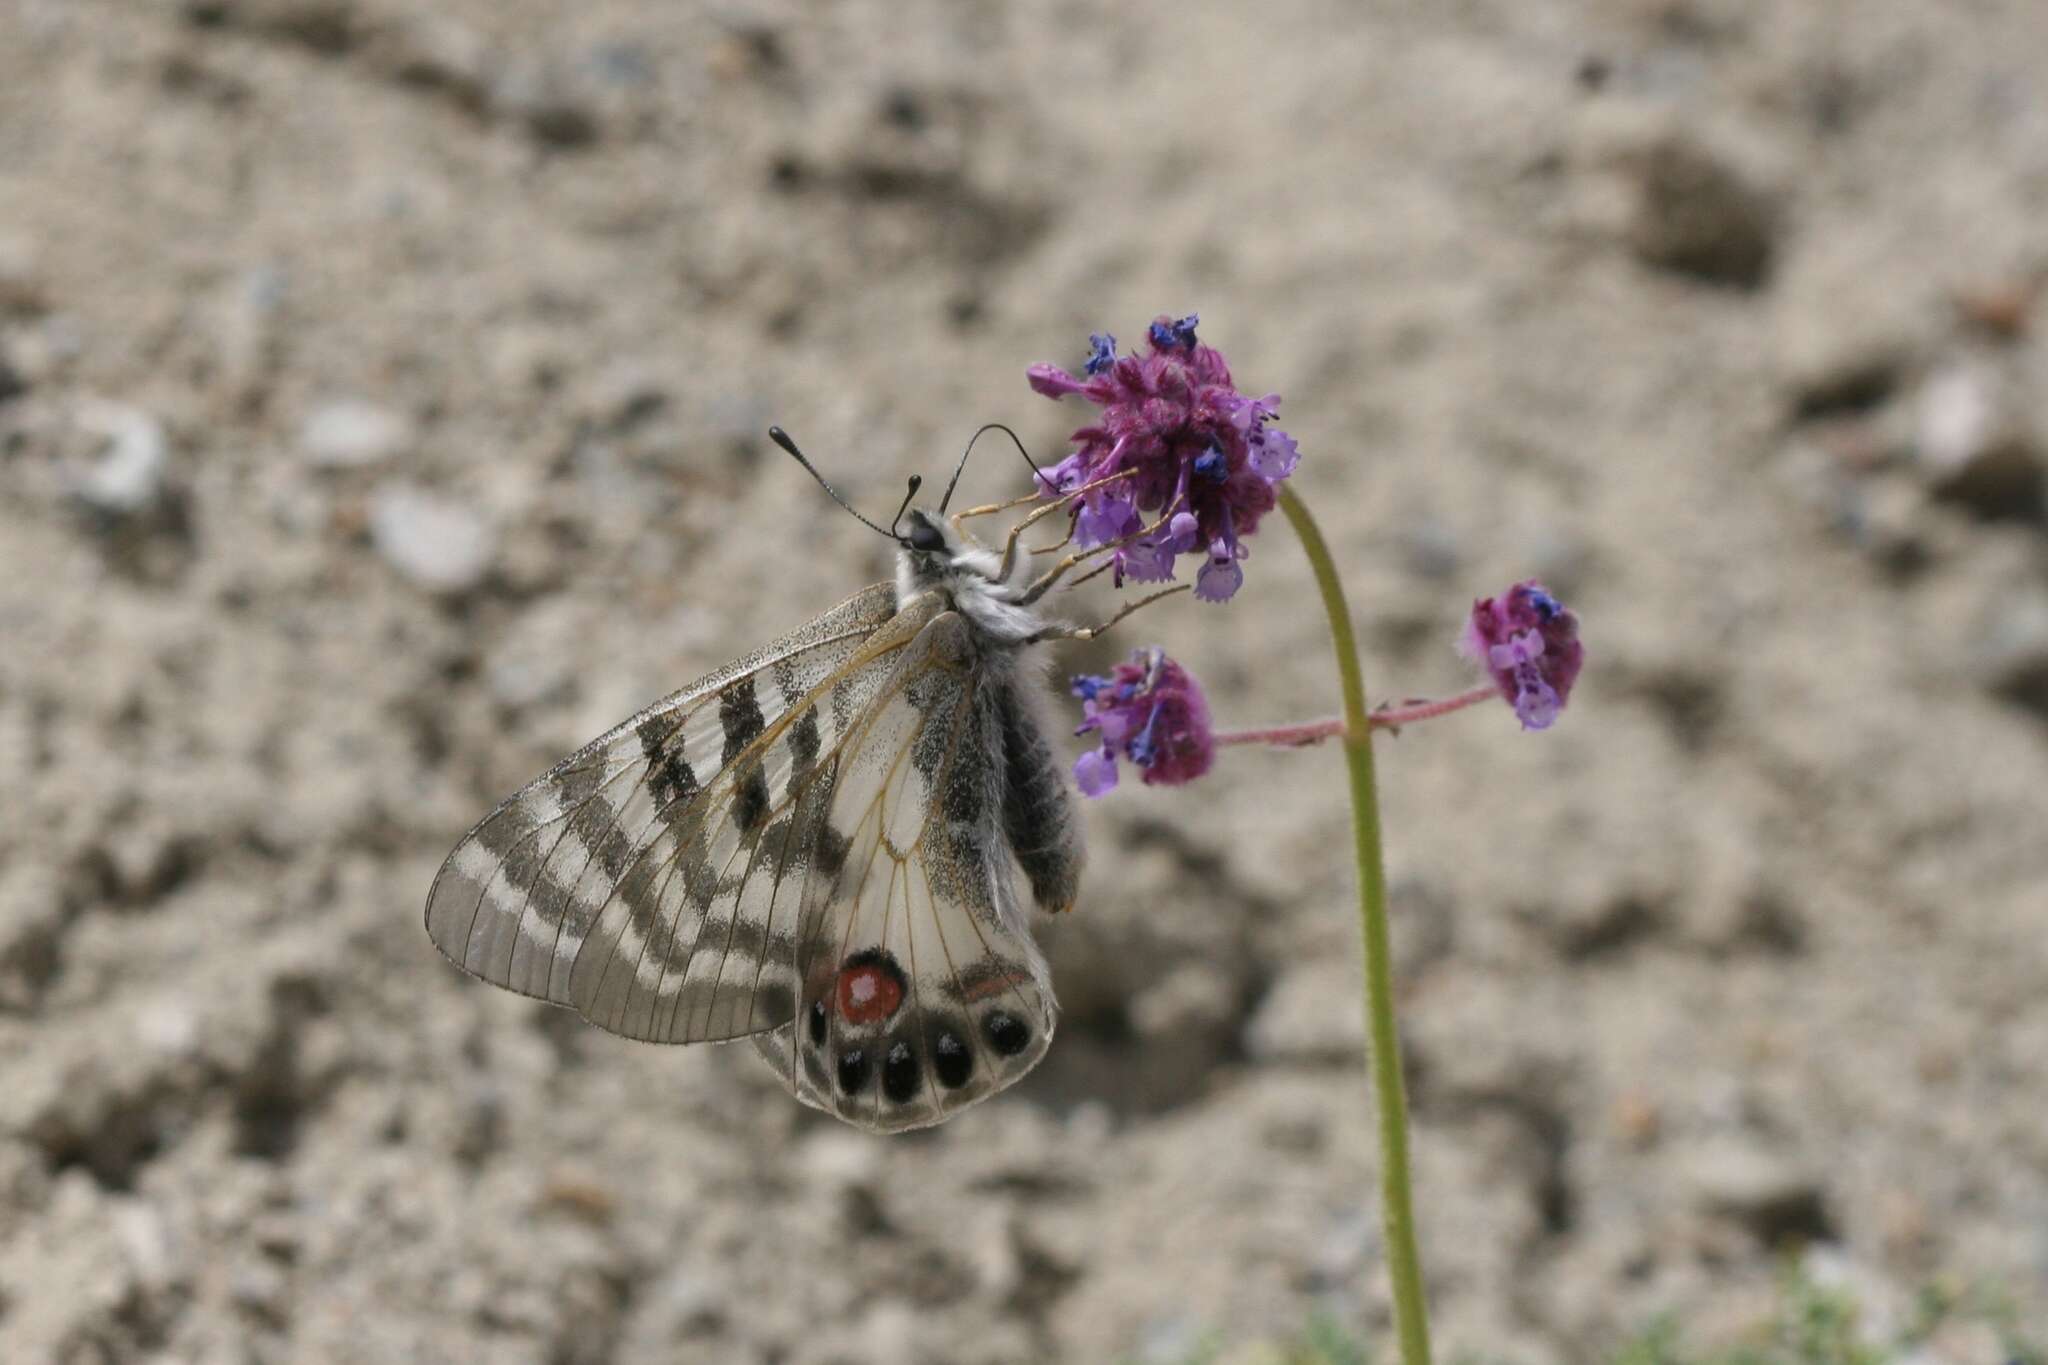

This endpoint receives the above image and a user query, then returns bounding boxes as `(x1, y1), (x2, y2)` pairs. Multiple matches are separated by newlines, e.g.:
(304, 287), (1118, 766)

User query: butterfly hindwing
(424, 582), (906, 1036)
(753, 610), (1057, 1133)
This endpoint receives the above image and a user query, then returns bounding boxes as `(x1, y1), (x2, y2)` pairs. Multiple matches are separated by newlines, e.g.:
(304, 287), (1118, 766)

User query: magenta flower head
(1027, 314), (1300, 602)
(1460, 581), (1585, 730)
(1069, 647), (1215, 797)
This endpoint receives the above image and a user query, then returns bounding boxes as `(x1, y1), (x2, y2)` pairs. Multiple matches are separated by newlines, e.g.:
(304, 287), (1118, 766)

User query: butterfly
(424, 427), (1174, 1132)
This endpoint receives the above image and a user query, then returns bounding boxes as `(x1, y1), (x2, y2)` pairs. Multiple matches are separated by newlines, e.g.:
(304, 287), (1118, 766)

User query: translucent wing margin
(424, 582), (914, 1040)
(752, 612), (1058, 1133)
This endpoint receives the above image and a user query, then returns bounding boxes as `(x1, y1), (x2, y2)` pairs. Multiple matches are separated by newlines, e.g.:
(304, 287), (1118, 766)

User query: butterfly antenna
(768, 426), (901, 541)
(940, 422), (1049, 513)
(890, 475), (922, 538)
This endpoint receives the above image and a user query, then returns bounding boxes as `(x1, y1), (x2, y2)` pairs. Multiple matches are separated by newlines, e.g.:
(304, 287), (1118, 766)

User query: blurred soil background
(3, 0), (2048, 1361)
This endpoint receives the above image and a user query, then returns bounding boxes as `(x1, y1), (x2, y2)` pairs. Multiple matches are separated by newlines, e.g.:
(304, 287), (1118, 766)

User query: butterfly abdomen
(992, 669), (1085, 914)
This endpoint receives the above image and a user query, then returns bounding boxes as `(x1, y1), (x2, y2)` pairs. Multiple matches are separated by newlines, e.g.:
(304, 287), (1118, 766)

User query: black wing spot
(637, 717), (699, 811)
(881, 1040), (921, 1104)
(721, 679), (772, 832)
(813, 824), (851, 881)
(931, 1025), (973, 1089)
(807, 998), (828, 1048)
(836, 1047), (870, 1095)
(983, 1011), (1031, 1057)
(788, 706), (822, 774)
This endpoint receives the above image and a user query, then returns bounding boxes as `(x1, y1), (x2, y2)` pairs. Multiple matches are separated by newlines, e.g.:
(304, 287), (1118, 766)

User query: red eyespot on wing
(836, 962), (904, 1025)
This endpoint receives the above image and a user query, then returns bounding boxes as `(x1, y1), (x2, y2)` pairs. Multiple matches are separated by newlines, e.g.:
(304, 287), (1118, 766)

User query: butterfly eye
(905, 519), (946, 554)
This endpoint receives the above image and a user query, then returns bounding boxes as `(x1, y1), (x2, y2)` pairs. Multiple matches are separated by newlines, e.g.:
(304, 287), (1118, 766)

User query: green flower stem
(1276, 484), (1433, 1365)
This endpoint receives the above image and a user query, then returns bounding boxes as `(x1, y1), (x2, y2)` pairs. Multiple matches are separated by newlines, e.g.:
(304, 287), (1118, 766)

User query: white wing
(424, 583), (911, 1042)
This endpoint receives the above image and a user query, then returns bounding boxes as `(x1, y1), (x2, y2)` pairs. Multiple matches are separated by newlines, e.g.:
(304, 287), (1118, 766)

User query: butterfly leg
(1013, 495), (1187, 605)
(979, 471), (1137, 584)
(1025, 585), (1189, 644)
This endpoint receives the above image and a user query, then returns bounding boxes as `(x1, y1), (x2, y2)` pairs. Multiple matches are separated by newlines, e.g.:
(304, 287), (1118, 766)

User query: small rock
(0, 232), (46, 315)
(112, 1202), (178, 1298)
(369, 484), (494, 594)
(1518, 888), (1666, 959)
(1914, 365), (2044, 520)
(1609, 1090), (1663, 1149)
(230, 1256), (291, 1327)
(853, 1301), (919, 1361)
(300, 399), (414, 468)
(1774, 242), (1922, 418)
(383, 15), (491, 111)
(580, 360), (671, 431)
(798, 1129), (881, 1186)
(1835, 473), (1934, 577)
(586, 41), (655, 88)
(133, 998), (202, 1057)
(210, 265), (288, 407)
(1243, 960), (1365, 1066)
(1953, 279), (2035, 341)
(0, 865), (69, 1011)
(1628, 130), (1779, 289)
(0, 350), (26, 404)
(485, 599), (585, 709)
(489, 56), (599, 148)
(71, 401), (169, 515)
(632, 1264), (730, 1343)
(1683, 1136), (1833, 1245)
(1973, 591), (2048, 718)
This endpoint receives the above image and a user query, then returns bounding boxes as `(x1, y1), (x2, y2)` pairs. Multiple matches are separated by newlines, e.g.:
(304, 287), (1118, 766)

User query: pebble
(230, 1256), (292, 1327)
(112, 1201), (177, 1297)
(1914, 364), (2044, 519)
(1973, 590), (2048, 718)
(0, 349), (26, 403)
(631, 1264), (731, 1343)
(796, 1128), (883, 1191)
(369, 484), (495, 594)
(383, 15), (491, 110)
(1773, 243), (1921, 418)
(485, 599), (584, 709)
(72, 400), (169, 515)
(300, 399), (415, 468)
(1682, 1136), (1832, 1244)
(488, 56), (600, 148)
(0, 232), (46, 315)
(1627, 129), (1780, 289)
(1242, 959), (1365, 1066)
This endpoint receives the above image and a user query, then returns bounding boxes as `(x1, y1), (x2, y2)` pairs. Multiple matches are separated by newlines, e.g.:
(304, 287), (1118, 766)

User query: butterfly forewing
(565, 598), (939, 1043)
(424, 582), (901, 1029)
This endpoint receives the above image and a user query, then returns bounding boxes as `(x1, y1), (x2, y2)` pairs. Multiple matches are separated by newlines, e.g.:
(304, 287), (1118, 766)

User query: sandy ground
(4, 0), (2048, 1361)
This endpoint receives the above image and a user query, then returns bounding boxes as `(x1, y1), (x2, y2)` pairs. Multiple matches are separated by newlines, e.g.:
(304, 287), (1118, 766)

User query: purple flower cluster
(1460, 582), (1584, 730)
(1027, 314), (1300, 603)
(1069, 648), (1215, 796)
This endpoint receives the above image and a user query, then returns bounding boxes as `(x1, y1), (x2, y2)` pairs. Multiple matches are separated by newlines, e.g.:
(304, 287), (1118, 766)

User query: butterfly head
(895, 507), (1005, 600)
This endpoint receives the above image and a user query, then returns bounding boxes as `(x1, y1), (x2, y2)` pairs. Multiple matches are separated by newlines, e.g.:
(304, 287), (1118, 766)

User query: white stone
(72, 400), (167, 514)
(300, 399), (414, 468)
(369, 484), (494, 594)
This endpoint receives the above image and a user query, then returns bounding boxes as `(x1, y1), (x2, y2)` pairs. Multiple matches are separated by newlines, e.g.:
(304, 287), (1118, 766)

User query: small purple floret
(1084, 333), (1118, 376)
(1073, 746), (1119, 797)
(1026, 314), (1301, 598)
(1148, 313), (1200, 352)
(1069, 648), (1215, 795)
(1460, 581), (1584, 730)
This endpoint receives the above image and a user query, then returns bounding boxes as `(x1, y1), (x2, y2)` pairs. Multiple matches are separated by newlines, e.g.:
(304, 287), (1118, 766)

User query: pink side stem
(1213, 684), (1499, 748)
